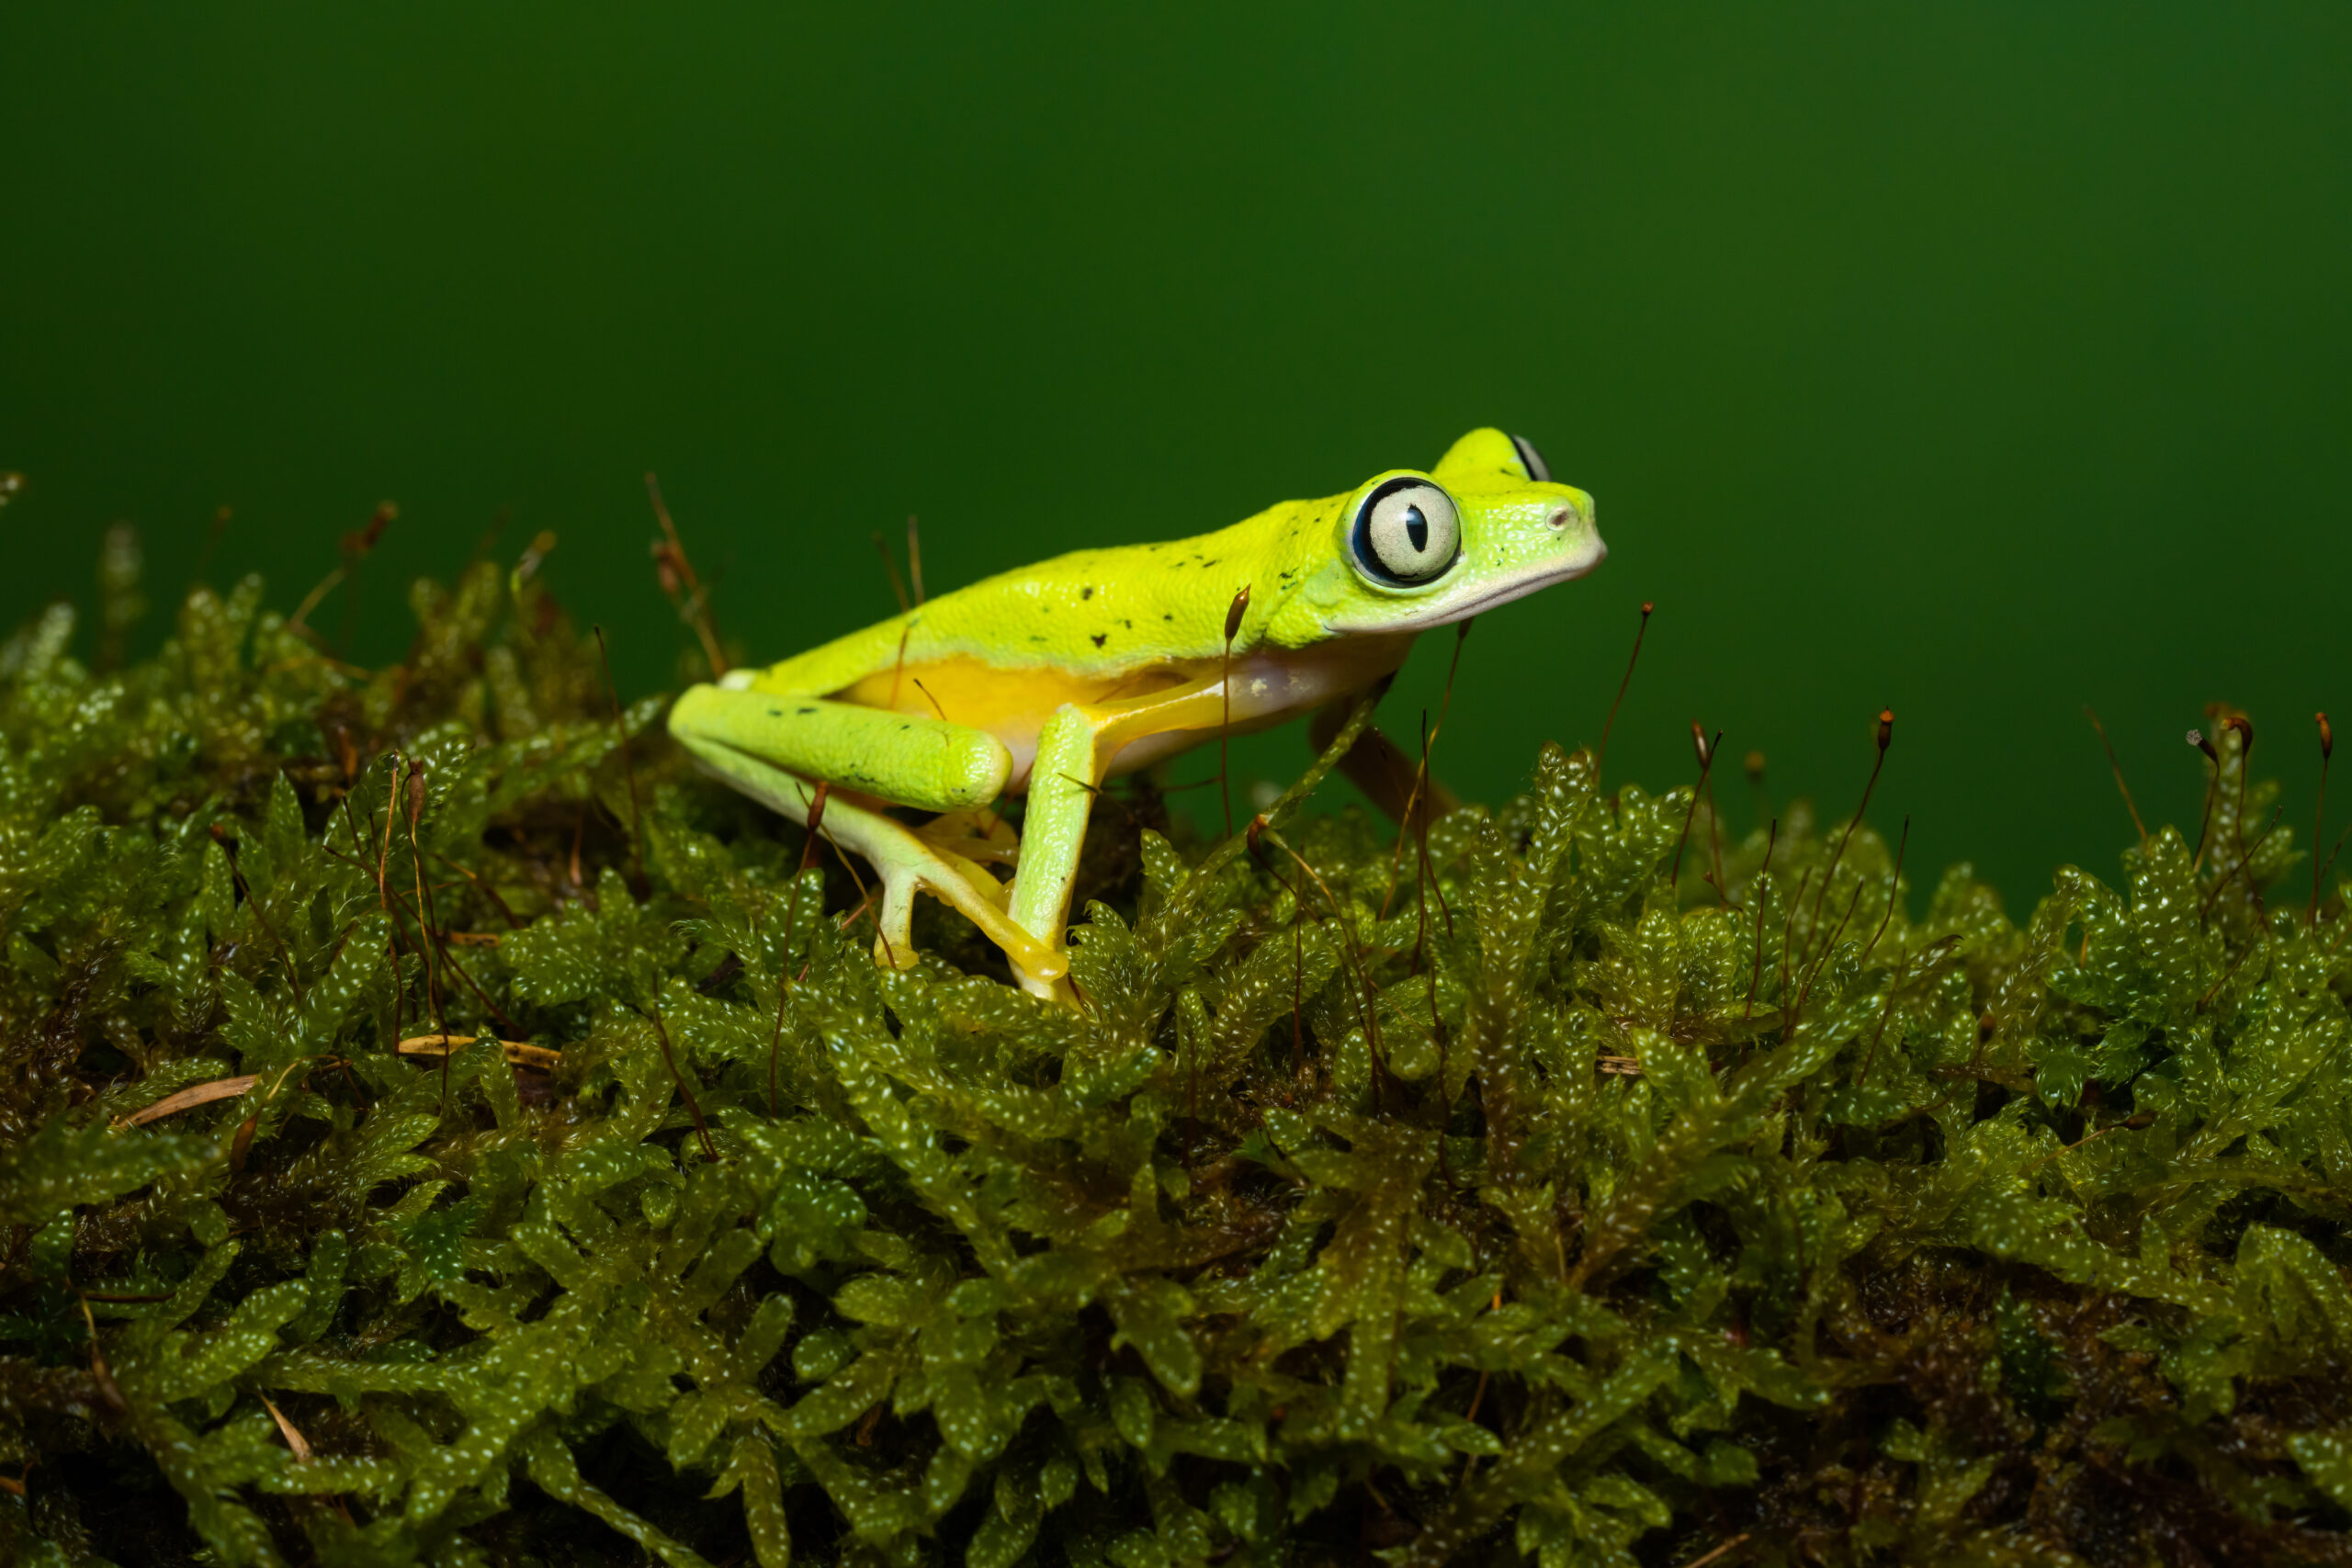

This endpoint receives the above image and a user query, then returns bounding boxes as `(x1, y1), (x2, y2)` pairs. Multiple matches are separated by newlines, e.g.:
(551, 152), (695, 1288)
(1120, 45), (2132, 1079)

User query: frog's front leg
(667, 685), (1068, 985)
(1007, 679), (1235, 999)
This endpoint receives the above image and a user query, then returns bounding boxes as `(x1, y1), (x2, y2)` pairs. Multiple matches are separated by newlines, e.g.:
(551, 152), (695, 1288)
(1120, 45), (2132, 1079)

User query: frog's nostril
(1546, 508), (1573, 531)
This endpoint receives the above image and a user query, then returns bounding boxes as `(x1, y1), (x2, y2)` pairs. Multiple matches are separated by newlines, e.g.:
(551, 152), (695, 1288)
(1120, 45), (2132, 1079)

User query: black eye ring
(1510, 434), (1552, 484)
(1350, 477), (1462, 588)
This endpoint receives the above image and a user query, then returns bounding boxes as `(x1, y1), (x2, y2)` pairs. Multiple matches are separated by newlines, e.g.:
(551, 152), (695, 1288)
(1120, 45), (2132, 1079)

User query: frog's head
(1274, 428), (1605, 640)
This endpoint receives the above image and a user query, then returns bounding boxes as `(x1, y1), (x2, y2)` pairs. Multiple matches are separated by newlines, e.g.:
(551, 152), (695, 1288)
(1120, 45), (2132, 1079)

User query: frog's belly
(833, 634), (1414, 794)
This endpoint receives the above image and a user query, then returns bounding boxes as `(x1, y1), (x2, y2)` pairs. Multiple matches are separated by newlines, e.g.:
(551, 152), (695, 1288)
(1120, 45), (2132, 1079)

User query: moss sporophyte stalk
(3, 540), (2351, 1568)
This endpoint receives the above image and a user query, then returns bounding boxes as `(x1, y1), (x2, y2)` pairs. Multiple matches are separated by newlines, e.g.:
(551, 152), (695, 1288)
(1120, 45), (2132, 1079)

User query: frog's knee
(668, 683), (724, 742)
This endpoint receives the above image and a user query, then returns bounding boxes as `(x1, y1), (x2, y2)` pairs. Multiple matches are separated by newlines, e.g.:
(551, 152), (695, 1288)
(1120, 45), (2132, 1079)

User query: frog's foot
(900, 808), (1080, 1001)
(861, 828), (1034, 976)
(914, 807), (1020, 867)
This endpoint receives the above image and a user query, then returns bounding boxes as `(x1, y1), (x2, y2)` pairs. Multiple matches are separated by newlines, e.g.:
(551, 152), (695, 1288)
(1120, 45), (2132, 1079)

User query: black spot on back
(1090, 633), (1107, 648)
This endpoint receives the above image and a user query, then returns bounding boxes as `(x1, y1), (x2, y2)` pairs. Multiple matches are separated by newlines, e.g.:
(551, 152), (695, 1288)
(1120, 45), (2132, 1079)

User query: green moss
(2, 542), (2349, 1566)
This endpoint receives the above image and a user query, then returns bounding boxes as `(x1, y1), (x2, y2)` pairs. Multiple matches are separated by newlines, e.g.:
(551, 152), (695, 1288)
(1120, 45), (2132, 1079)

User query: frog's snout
(1548, 495), (1605, 571)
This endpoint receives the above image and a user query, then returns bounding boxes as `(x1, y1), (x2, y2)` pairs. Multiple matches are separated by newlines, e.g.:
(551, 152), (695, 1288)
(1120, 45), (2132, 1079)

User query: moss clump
(2, 542), (2349, 1568)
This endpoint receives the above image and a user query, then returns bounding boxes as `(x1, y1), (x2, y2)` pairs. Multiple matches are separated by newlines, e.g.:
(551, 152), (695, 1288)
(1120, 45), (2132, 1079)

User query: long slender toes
(872, 870), (921, 970)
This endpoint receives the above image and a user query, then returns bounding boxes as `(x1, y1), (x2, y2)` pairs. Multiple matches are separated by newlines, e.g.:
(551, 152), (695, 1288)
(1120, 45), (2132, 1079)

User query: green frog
(668, 427), (1603, 1001)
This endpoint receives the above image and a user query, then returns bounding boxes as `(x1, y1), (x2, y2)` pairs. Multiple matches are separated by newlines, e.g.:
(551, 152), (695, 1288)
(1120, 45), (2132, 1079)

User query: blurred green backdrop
(4, 3), (2346, 909)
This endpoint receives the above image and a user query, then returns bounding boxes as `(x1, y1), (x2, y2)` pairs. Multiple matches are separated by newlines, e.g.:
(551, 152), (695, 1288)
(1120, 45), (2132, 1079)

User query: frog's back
(754, 498), (1333, 694)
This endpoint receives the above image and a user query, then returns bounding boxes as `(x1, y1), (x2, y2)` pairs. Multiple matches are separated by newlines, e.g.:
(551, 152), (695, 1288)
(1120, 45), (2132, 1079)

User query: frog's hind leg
(668, 687), (1067, 986)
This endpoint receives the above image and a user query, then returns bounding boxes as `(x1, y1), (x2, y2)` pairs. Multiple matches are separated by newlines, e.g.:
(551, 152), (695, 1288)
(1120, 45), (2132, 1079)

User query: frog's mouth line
(1341, 539), (1610, 633)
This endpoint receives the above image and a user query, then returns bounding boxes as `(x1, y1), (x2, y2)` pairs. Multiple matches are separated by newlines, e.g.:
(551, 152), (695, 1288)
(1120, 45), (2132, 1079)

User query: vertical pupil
(1404, 504), (1428, 552)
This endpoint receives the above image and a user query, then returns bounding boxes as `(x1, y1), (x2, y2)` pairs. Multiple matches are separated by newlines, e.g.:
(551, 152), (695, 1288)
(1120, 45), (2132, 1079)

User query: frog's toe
(870, 868), (923, 971)
(1017, 965), (1081, 1009)
(857, 848), (1072, 991)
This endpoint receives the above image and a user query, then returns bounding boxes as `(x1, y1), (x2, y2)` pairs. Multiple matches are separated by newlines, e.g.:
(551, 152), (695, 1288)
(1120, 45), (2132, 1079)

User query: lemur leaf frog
(668, 428), (1604, 1003)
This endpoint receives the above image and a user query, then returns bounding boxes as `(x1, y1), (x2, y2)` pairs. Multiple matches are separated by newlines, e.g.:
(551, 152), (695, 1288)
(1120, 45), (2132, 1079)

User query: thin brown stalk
(1855, 984), (1901, 1088)
(336, 502), (395, 660)
(354, 774), (408, 1040)
(814, 819), (892, 968)
(1792, 879), (1866, 1026)
(1261, 823), (1386, 1111)
(1742, 819), (1779, 1025)
(282, 565), (346, 641)
(1384, 620), (1474, 912)
(2225, 716), (2263, 919)
(770, 782), (829, 1113)
(194, 502), (232, 585)
(1671, 726), (1722, 890)
(2084, 705), (2148, 844)
(887, 624), (912, 713)
(873, 531), (910, 613)
(1810, 708), (1894, 931)
(1221, 585), (1250, 840)
(2188, 728), (2222, 874)
(1860, 815), (1910, 965)
(1596, 601), (1653, 779)
(433, 942), (526, 1039)
(1773, 868), (1814, 1032)
(403, 764), (452, 1107)
(2196, 927), (2269, 1013)
(1391, 706), (1458, 938)
(1291, 917), (1306, 1086)
(2023, 1109), (2158, 1176)
(427, 849), (524, 930)
(646, 472), (729, 678)
(208, 824), (309, 1007)
(647, 1004), (718, 1162)
(1407, 714), (1453, 1169)
(1704, 761), (1728, 907)
(1420, 742), (1455, 941)
(1677, 1531), (1751, 1568)
(77, 1294), (124, 1412)
(2312, 712), (2334, 924)
(2315, 827), (2351, 935)
(594, 626), (650, 897)
(2199, 806), (2283, 919)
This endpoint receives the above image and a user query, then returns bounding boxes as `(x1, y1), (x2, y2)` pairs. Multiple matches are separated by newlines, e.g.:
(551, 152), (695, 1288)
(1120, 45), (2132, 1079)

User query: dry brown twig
(398, 1033), (563, 1072)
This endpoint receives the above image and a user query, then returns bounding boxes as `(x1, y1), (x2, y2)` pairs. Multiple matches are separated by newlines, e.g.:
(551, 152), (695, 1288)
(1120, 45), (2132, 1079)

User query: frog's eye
(1510, 434), (1552, 483)
(1350, 478), (1462, 589)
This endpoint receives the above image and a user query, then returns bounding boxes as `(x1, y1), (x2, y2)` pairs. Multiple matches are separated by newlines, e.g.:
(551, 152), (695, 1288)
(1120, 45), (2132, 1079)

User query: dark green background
(6, 4), (2346, 909)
